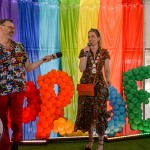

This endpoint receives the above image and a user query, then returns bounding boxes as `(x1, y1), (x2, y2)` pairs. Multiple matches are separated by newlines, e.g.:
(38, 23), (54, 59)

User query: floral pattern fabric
(0, 41), (28, 96)
(75, 48), (110, 135)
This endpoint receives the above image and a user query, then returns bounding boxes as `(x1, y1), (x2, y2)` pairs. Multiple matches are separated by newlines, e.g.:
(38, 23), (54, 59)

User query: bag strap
(93, 48), (105, 84)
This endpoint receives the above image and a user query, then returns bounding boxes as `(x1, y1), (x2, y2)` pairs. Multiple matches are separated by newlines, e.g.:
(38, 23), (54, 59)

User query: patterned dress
(74, 48), (110, 135)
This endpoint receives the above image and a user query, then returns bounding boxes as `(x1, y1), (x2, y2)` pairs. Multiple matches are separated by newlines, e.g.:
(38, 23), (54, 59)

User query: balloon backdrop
(36, 69), (74, 139)
(105, 86), (127, 137)
(8, 81), (42, 128)
(53, 117), (74, 136)
(122, 66), (150, 132)
(23, 81), (42, 123)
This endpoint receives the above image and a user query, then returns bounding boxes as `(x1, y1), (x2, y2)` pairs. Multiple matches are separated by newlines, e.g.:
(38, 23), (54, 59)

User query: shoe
(85, 138), (94, 150)
(96, 140), (104, 150)
(11, 143), (19, 150)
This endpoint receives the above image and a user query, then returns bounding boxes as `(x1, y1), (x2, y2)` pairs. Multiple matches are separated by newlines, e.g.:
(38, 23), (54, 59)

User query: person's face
(0, 21), (15, 40)
(88, 31), (100, 46)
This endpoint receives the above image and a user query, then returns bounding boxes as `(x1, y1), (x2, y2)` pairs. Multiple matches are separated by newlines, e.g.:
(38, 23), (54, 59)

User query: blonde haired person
(75, 28), (111, 150)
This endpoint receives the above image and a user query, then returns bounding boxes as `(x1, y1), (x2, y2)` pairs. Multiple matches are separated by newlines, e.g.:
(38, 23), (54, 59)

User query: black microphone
(87, 42), (92, 47)
(43, 52), (62, 61)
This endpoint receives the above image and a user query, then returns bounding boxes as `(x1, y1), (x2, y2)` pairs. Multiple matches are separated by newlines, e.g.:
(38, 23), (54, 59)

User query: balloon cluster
(53, 117), (74, 136)
(71, 130), (88, 136)
(36, 69), (74, 139)
(105, 86), (127, 137)
(7, 81), (41, 127)
(23, 81), (42, 123)
(122, 66), (150, 132)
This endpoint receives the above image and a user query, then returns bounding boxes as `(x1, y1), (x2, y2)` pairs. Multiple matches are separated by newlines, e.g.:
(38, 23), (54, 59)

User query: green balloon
(137, 124), (144, 130)
(135, 75), (141, 80)
(122, 82), (128, 87)
(129, 89), (136, 94)
(123, 76), (129, 82)
(139, 94), (146, 101)
(133, 118), (141, 125)
(143, 127), (150, 132)
(130, 76), (135, 80)
(129, 113), (135, 119)
(122, 72), (127, 76)
(131, 98), (138, 104)
(144, 74), (149, 79)
(141, 66), (148, 73)
(128, 103), (134, 109)
(139, 89), (145, 95)
(127, 79), (135, 85)
(132, 69), (139, 75)
(124, 91), (128, 96)
(135, 103), (141, 109)
(135, 93), (140, 98)
(144, 99), (149, 104)
(125, 85), (131, 91)
(139, 71), (145, 77)
(132, 108), (139, 114)
(131, 124), (138, 130)
(143, 121), (149, 127)
(126, 70), (133, 76)
(126, 94), (133, 100)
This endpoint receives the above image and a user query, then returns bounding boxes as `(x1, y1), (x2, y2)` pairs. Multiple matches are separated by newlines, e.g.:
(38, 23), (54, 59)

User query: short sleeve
(103, 49), (110, 60)
(79, 49), (85, 58)
(18, 43), (29, 63)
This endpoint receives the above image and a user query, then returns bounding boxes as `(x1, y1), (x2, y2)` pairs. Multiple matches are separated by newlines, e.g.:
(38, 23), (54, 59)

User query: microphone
(43, 52), (62, 61)
(87, 42), (92, 47)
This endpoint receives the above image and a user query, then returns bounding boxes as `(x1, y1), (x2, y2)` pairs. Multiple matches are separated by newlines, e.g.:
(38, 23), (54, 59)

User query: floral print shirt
(0, 41), (28, 96)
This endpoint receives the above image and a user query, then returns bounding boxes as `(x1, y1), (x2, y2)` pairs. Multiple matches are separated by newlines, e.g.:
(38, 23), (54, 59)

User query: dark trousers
(0, 92), (25, 150)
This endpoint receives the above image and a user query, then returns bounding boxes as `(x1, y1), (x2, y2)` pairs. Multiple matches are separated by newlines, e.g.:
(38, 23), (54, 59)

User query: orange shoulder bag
(76, 49), (104, 96)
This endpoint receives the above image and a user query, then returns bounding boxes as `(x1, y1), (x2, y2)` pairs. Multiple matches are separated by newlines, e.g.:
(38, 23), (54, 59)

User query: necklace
(90, 52), (100, 74)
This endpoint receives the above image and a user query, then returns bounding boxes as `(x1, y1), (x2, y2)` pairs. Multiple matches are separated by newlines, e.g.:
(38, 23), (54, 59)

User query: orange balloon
(56, 101), (61, 108)
(55, 109), (61, 115)
(42, 84), (49, 90)
(37, 75), (43, 81)
(44, 110), (50, 118)
(57, 77), (62, 84)
(47, 117), (53, 124)
(46, 101), (52, 108)
(47, 71), (53, 78)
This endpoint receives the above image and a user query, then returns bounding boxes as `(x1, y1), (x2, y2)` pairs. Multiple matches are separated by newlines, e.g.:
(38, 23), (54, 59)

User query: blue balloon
(119, 115), (125, 121)
(116, 98), (122, 105)
(113, 104), (119, 110)
(106, 86), (127, 137)
(114, 111), (120, 116)
(119, 106), (126, 113)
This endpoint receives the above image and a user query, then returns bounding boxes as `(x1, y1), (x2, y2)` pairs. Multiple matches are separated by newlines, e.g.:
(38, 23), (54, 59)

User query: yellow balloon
(76, 130), (83, 136)
(53, 127), (59, 133)
(58, 117), (66, 125)
(58, 124), (65, 132)
(53, 120), (59, 126)
(59, 130), (65, 136)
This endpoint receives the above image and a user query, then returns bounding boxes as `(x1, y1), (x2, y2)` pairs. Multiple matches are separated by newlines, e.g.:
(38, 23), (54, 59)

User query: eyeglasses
(1, 25), (15, 30)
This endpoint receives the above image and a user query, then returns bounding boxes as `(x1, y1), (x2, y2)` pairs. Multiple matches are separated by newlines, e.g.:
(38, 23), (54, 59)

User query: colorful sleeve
(103, 49), (110, 60)
(79, 49), (85, 58)
(19, 43), (29, 63)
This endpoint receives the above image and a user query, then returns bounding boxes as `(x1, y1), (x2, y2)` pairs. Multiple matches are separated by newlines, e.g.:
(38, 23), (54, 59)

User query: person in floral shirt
(74, 28), (111, 150)
(0, 19), (52, 150)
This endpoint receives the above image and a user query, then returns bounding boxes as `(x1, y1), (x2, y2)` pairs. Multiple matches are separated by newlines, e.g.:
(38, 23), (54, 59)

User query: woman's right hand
(83, 45), (90, 52)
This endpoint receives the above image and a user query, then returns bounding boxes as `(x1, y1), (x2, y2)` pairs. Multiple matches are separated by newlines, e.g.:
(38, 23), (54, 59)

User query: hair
(88, 28), (102, 49)
(0, 19), (13, 25)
